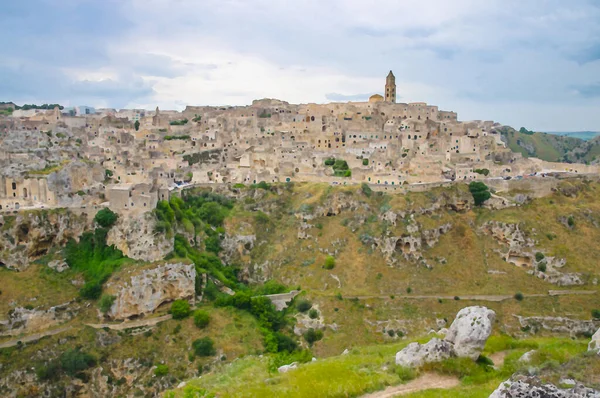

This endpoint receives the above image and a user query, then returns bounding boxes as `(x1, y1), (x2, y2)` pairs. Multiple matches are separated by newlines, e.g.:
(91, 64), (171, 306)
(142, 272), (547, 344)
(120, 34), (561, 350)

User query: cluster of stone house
(1, 71), (597, 213)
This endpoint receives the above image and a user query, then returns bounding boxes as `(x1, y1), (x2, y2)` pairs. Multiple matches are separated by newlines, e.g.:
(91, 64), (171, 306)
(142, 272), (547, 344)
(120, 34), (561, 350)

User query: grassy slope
(2, 180), (600, 396)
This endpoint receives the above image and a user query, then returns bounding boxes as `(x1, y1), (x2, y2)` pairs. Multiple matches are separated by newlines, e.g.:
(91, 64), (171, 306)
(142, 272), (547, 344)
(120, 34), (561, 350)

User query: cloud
(1, 0), (600, 130)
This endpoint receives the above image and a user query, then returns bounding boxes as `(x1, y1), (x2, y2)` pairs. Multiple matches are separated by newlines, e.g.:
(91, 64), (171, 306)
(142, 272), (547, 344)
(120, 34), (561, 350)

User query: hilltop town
(1, 71), (597, 214)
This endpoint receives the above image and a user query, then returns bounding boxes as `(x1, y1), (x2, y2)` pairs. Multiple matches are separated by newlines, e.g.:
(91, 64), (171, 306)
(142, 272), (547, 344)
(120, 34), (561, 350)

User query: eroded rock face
(445, 306), (496, 360)
(589, 328), (600, 353)
(220, 234), (256, 264)
(395, 338), (455, 368)
(515, 315), (599, 338)
(489, 376), (600, 398)
(104, 262), (196, 320)
(106, 212), (173, 262)
(0, 211), (88, 271)
(0, 303), (73, 337)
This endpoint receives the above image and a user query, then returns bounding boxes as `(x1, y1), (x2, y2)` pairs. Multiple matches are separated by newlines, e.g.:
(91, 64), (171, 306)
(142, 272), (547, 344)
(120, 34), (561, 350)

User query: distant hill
(546, 131), (600, 141)
(495, 126), (600, 164)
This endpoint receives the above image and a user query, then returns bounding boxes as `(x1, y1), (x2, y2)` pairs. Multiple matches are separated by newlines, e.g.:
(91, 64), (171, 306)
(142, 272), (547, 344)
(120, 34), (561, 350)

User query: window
(12, 182), (16, 190)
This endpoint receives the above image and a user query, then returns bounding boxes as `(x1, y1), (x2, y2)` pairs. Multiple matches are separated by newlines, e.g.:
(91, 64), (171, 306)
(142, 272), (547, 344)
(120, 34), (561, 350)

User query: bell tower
(385, 70), (396, 103)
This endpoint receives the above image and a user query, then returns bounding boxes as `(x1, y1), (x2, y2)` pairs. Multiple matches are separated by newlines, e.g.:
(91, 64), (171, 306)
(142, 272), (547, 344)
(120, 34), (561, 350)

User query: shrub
(406, 287), (412, 294)
(36, 361), (61, 381)
(134, 120), (140, 131)
(387, 329), (395, 337)
(154, 364), (169, 377)
(537, 262), (547, 272)
(171, 300), (191, 320)
(592, 309), (600, 319)
(362, 158), (369, 166)
(514, 292), (524, 301)
(535, 252), (545, 262)
(60, 349), (96, 376)
(474, 168), (490, 176)
(324, 158), (335, 166)
(468, 182), (491, 206)
(335, 292), (343, 300)
(98, 294), (115, 314)
(296, 299), (312, 313)
(192, 337), (216, 357)
(454, 296), (460, 301)
(303, 328), (324, 345)
(308, 309), (319, 319)
(193, 310), (210, 329)
(395, 365), (417, 382)
(94, 208), (118, 228)
(80, 281), (103, 300)
(567, 216), (575, 227)
(361, 183), (373, 197)
(476, 355), (495, 367)
(323, 255), (335, 270)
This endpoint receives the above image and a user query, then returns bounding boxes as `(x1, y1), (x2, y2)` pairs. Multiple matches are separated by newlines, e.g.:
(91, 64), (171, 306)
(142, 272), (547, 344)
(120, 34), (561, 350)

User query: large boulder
(489, 376), (600, 398)
(589, 328), (600, 353)
(445, 306), (496, 360)
(395, 338), (455, 368)
(103, 261), (196, 320)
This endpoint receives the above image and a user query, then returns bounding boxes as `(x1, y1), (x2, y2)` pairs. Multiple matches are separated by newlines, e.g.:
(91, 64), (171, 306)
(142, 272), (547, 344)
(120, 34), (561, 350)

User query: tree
(170, 299), (191, 320)
(303, 328), (323, 345)
(468, 181), (491, 206)
(192, 337), (216, 356)
(296, 299), (312, 312)
(94, 208), (118, 228)
(193, 310), (210, 329)
(60, 349), (96, 375)
(98, 294), (115, 313)
(323, 255), (335, 270)
(134, 120), (140, 131)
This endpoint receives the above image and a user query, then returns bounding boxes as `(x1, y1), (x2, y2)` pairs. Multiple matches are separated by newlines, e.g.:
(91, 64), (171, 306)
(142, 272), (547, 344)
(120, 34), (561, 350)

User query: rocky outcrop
(514, 315), (599, 337)
(47, 259), (69, 272)
(0, 303), (73, 337)
(589, 328), (600, 353)
(445, 306), (496, 360)
(395, 306), (495, 367)
(220, 233), (256, 263)
(489, 376), (600, 398)
(481, 221), (582, 286)
(106, 212), (173, 262)
(395, 338), (455, 368)
(0, 211), (88, 271)
(103, 261), (196, 320)
(315, 192), (362, 217)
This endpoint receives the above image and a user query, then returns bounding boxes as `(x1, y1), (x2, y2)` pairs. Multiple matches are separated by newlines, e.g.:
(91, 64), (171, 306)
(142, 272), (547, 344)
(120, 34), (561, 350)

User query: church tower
(385, 70), (396, 103)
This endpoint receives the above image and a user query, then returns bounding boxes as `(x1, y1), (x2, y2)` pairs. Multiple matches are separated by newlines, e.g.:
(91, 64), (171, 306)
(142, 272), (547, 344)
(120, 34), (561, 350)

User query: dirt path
(489, 351), (507, 368)
(85, 314), (172, 330)
(333, 290), (596, 302)
(361, 373), (460, 398)
(0, 326), (73, 349)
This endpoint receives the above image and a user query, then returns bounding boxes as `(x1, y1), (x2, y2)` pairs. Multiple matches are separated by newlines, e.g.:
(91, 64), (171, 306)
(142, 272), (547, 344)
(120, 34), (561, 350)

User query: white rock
(177, 382), (187, 388)
(589, 328), (600, 353)
(489, 377), (600, 398)
(277, 362), (297, 373)
(438, 328), (448, 335)
(444, 306), (496, 360)
(395, 338), (455, 368)
(560, 379), (576, 386)
(342, 348), (350, 355)
(311, 357), (317, 362)
(518, 350), (536, 363)
(47, 260), (69, 273)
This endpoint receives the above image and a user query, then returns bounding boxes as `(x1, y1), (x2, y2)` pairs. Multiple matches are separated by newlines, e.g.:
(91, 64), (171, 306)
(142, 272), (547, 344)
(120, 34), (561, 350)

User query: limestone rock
(106, 212), (173, 262)
(589, 328), (600, 353)
(103, 261), (196, 320)
(445, 306), (496, 360)
(489, 376), (600, 398)
(395, 338), (455, 368)
(220, 233), (255, 263)
(518, 350), (536, 363)
(278, 362), (298, 373)
(48, 259), (69, 272)
(0, 302), (73, 337)
(515, 315), (599, 337)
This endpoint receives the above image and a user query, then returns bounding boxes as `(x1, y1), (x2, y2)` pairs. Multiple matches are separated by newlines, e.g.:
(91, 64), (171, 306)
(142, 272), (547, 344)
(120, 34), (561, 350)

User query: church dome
(369, 94), (384, 103)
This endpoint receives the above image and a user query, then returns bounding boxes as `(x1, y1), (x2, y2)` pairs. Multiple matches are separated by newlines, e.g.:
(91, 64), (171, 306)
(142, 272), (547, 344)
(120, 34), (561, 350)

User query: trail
(85, 314), (172, 330)
(331, 290), (596, 302)
(0, 326), (73, 349)
(360, 373), (460, 397)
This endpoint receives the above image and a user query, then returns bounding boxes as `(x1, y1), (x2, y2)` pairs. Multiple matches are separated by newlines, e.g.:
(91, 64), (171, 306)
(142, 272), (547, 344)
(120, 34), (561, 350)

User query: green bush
(362, 158), (369, 166)
(323, 255), (335, 270)
(192, 337), (216, 357)
(36, 361), (61, 381)
(154, 364), (169, 377)
(171, 300), (191, 320)
(134, 120), (140, 131)
(361, 183), (373, 197)
(193, 310), (210, 329)
(296, 299), (312, 312)
(94, 208), (118, 228)
(567, 216), (575, 227)
(324, 158), (335, 166)
(105, 169), (113, 178)
(308, 309), (319, 319)
(60, 349), (96, 376)
(394, 365), (417, 382)
(592, 309), (600, 319)
(406, 287), (412, 294)
(80, 281), (103, 300)
(535, 252), (545, 262)
(468, 182), (491, 206)
(98, 294), (115, 313)
(454, 296), (460, 301)
(303, 328), (324, 345)
(387, 329), (395, 337)
(537, 262), (547, 272)
(474, 168), (490, 176)
(514, 292), (524, 301)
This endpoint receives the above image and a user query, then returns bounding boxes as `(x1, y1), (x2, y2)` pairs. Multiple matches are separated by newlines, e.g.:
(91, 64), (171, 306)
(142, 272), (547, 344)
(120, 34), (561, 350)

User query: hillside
(497, 126), (600, 164)
(1, 180), (600, 397)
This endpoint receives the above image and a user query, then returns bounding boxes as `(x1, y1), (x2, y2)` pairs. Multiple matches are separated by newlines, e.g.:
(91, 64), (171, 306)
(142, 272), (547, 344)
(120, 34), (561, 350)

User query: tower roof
(387, 70), (395, 78)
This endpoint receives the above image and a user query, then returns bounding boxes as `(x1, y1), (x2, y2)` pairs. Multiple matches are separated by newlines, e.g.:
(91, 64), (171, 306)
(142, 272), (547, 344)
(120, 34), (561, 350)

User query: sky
(1, 0), (600, 131)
